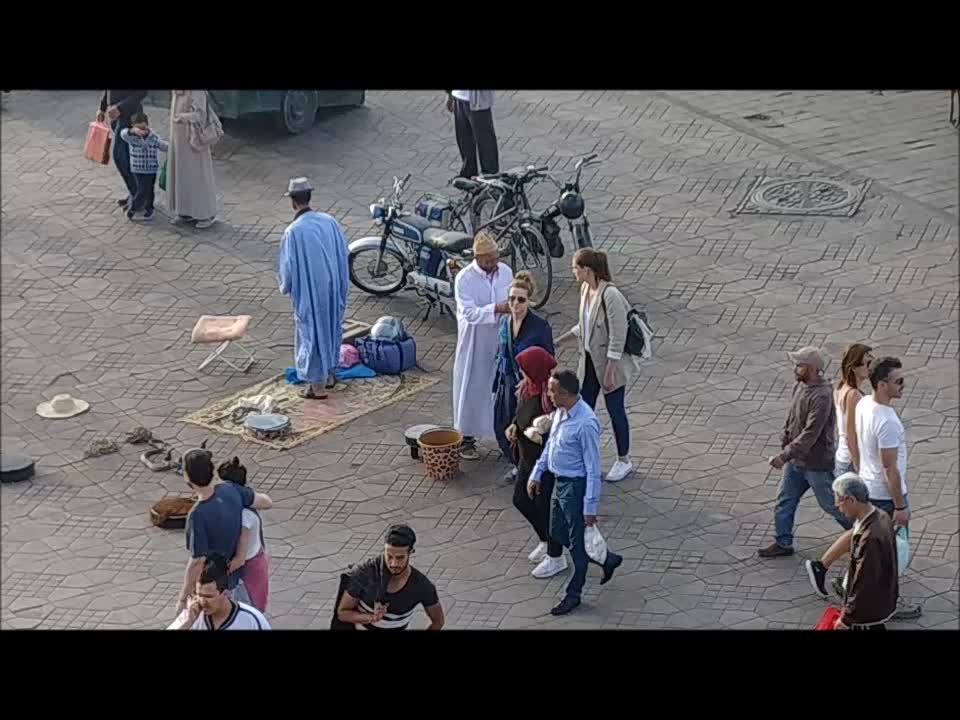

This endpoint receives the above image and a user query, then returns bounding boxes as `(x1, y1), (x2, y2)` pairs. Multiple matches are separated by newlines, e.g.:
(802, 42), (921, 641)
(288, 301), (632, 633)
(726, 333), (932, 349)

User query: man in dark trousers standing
(445, 90), (499, 178)
(96, 90), (148, 208)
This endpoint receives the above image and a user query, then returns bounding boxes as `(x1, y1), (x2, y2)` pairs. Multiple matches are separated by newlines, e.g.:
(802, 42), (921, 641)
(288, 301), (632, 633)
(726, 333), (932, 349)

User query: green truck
(148, 90), (365, 134)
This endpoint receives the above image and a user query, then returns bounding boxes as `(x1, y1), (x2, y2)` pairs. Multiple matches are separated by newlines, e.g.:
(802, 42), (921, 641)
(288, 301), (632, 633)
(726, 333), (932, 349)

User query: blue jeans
(549, 475), (622, 602)
(581, 353), (630, 457)
(774, 462), (853, 547)
(112, 118), (138, 199)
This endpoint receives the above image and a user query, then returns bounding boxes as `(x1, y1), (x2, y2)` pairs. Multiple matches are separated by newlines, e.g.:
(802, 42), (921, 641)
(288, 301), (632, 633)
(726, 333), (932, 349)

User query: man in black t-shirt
(337, 524), (444, 630)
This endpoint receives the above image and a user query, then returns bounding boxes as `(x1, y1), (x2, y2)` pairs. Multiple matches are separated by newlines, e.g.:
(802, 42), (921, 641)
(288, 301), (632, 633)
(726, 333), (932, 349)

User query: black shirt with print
(346, 557), (439, 630)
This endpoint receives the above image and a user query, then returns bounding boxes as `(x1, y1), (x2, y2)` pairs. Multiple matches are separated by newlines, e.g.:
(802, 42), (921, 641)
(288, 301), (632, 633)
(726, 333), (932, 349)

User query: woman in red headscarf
(505, 346), (566, 578)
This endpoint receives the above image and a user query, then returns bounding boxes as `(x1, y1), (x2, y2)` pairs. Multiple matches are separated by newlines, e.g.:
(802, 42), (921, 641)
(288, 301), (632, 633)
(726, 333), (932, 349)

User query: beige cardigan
(569, 281), (640, 392)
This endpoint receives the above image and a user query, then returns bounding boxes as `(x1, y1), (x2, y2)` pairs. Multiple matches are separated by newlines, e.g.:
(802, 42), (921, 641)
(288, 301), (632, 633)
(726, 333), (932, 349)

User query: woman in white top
(833, 343), (874, 476)
(218, 458), (270, 612)
(805, 343), (873, 598)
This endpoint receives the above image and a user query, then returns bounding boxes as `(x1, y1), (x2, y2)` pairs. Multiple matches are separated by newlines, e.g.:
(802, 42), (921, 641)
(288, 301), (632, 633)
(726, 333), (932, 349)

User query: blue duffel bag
(355, 335), (417, 375)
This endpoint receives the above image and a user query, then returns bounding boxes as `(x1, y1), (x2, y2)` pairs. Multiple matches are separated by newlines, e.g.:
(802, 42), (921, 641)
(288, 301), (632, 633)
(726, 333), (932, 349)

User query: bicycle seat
(453, 178), (480, 192)
(423, 228), (473, 254)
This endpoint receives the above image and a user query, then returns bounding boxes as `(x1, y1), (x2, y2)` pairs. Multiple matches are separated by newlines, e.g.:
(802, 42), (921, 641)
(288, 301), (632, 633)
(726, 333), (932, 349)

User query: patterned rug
(180, 371), (441, 450)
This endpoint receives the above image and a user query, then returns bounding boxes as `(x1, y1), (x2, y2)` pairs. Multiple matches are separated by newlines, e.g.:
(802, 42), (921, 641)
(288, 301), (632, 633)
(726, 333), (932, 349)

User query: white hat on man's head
(284, 177), (314, 196)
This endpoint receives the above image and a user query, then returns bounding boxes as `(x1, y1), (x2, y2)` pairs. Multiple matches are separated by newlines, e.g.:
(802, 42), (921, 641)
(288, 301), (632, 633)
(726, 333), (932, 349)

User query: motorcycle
(347, 174), (475, 320)
(539, 153), (602, 250)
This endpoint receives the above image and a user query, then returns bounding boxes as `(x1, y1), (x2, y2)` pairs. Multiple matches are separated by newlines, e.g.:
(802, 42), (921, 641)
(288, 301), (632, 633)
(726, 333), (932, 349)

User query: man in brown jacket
(831, 473), (898, 629)
(759, 346), (854, 558)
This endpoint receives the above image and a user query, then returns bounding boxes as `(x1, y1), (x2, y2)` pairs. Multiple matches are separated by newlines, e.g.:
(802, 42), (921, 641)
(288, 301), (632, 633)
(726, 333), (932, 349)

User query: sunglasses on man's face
(508, 295), (527, 304)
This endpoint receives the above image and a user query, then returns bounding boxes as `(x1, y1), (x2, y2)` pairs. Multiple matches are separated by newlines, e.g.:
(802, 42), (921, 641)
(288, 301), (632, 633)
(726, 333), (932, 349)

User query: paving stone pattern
(1, 90), (957, 630)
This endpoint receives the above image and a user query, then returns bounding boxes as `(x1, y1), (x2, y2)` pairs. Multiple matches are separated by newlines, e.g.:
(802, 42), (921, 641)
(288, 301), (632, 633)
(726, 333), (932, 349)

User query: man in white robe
(452, 232), (513, 460)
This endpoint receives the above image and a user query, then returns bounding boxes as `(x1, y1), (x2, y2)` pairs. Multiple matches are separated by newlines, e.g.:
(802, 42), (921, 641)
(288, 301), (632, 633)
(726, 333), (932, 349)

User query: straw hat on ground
(36, 394), (90, 419)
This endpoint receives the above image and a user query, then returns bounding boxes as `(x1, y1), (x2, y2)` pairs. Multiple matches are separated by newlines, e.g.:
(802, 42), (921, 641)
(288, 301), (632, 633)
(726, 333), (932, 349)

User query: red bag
(83, 120), (112, 165)
(814, 606), (842, 630)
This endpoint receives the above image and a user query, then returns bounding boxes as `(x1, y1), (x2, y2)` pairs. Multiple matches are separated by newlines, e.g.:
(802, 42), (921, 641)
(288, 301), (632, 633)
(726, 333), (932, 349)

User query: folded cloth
(285, 364), (376, 384)
(335, 363), (376, 380)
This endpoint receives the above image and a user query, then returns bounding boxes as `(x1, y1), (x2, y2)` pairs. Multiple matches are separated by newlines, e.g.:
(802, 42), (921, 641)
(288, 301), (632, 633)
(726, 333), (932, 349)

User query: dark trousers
(454, 99), (499, 178)
(513, 470), (562, 558)
(130, 173), (156, 214)
(549, 475), (622, 602)
(493, 376), (517, 463)
(111, 118), (138, 199)
(581, 352), (631, 457)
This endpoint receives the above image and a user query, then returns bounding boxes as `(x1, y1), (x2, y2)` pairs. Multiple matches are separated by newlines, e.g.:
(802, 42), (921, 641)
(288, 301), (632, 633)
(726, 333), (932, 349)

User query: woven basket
(417, 427), (463, 482)
(150, 497), (196, 529)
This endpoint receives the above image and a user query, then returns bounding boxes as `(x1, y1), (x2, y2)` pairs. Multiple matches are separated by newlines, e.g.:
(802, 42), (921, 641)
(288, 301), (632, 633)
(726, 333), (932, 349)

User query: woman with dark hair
(833, 343), (874, 477)
(504, 346), (567, 578)
(557, 248), (639, 482)
(493, 271), (554, 474)
(217, 457), (270, 612)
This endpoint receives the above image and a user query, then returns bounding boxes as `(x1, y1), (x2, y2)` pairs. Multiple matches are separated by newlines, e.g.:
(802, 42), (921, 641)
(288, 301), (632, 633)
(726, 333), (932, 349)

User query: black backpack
(601, 286), (654, 359)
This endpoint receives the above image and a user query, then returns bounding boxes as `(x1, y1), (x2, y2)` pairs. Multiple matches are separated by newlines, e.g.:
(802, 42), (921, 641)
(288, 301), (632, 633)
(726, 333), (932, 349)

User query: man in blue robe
(277, 177), (349, 399)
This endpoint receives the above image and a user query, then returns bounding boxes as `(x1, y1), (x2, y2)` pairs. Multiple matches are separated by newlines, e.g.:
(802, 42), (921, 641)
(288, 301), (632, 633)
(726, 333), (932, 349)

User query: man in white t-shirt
(167, 554), (271, 630)
(855, 356), (922, 620)
(856, 357), (909, 525)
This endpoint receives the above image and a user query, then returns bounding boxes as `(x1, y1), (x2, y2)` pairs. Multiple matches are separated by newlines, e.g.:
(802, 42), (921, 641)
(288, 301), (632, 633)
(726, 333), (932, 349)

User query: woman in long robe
(492, 271), (554, 467)
(167, 90), (218, 228)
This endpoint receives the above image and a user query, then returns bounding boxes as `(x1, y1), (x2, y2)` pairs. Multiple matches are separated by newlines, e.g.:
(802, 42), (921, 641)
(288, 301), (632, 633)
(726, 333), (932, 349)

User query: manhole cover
(733, 175), (871, 217)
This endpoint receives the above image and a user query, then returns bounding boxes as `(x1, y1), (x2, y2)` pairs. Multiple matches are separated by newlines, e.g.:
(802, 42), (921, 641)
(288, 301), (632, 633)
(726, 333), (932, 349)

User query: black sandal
(300, 387), (328, 400)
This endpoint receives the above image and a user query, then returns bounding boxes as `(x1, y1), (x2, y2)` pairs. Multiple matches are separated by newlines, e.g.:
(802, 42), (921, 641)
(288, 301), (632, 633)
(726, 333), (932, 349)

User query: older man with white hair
(830, 472), (898, 630)
(759, 346), (854, 558)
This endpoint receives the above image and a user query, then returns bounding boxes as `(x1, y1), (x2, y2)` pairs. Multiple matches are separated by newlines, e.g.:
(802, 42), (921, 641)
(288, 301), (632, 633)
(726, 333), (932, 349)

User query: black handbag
(330, 572), (357, 630)
(601, 286), (654, 359)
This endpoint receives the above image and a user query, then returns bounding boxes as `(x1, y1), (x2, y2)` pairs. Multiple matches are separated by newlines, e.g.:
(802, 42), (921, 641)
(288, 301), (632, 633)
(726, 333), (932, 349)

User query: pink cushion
(339, 343), (360, 368)
(191, 315), (251, 344)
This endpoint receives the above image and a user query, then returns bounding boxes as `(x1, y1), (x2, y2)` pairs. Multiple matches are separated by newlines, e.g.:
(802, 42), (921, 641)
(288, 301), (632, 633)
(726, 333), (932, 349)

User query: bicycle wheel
(509, 225), (552, 309)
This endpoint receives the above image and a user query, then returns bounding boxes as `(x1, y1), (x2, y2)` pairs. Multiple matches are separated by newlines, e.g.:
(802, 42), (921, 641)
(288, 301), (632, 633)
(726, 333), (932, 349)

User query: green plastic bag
(158, 158), (167, 191)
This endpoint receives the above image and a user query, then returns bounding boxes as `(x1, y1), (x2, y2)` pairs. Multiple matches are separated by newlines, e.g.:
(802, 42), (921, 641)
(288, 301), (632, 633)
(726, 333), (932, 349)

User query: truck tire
(275, 91), (318, 134)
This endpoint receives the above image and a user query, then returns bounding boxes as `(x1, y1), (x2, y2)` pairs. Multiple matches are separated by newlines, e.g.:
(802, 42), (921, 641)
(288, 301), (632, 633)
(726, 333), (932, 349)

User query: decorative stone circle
(733, 175), (871, 217)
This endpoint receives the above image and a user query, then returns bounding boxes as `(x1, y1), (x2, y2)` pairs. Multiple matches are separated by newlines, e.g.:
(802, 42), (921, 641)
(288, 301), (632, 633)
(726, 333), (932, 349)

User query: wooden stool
(191, 315), (255, 373)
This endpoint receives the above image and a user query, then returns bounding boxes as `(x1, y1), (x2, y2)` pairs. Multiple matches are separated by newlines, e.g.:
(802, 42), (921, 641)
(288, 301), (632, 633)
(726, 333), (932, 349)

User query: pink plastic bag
(339, 343), (360, 368)
(83, 121), (112, 165)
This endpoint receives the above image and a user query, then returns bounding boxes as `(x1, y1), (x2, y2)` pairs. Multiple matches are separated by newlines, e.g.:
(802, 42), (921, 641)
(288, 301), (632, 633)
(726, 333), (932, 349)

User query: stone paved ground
(1, 90), (957, 630)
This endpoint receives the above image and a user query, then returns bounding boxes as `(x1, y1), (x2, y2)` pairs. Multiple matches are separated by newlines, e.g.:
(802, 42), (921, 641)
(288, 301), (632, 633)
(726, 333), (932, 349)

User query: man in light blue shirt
(528, 369), (624, 616)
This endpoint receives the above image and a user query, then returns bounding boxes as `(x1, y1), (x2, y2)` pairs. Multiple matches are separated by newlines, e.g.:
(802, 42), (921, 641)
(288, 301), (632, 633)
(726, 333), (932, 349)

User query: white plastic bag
(896, 526), (910, 576)
(584, 524), (608, 565)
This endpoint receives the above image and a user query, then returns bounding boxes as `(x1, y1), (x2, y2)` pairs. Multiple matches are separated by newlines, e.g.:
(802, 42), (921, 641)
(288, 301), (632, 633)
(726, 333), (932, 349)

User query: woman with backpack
(557, 249), (640, 482)
(492, 271), (554, 474)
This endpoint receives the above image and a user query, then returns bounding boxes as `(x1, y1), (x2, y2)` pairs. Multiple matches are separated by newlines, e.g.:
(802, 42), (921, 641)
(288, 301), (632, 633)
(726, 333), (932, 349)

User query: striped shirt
(347, 558), (439, 630)
(168, 601), (271, 630)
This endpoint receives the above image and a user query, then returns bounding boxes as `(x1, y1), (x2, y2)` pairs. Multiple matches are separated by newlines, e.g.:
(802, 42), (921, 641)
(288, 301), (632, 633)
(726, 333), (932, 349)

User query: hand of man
(96, 110), (106, 123)
(372, 602), (386, 624)
(893, 507), (910, 528)
(227, 557), (244, 575)
(768, 455), (784, 470)
(106, 105), (120, 121)
(495, 301), (510, 315)
(584, 514), (597, 526)
(505, 424), (517, 443)
(446, 95), (455, 113)
(527, 480), (538, 500)
(186, 595), (203, 620)
(602, 362), (617, 393)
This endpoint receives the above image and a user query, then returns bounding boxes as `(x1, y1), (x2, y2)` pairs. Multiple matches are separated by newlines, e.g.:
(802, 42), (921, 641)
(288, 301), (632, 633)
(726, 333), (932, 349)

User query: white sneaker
(532, 555), (568, 579)
(606, 460), (634, 482)
(527, 541), (548, 563)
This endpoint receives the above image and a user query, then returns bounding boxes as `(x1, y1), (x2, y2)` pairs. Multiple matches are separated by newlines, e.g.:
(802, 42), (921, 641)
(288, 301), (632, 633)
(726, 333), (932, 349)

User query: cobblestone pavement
(2, 90), (957, 629)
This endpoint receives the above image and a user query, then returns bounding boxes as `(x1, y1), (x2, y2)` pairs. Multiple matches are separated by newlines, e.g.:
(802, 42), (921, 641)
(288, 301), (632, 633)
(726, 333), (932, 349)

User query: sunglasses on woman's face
(508, 295), (527, 304)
